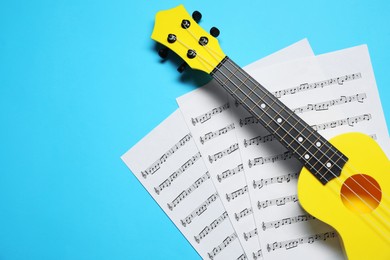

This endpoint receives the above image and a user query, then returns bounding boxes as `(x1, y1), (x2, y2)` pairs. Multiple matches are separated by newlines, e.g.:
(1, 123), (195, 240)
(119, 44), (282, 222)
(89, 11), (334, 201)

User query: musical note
(191, 102), (230, 126)
(252, 172), (299, 189)
(293, 93), (367, 113)
(207, 233), (238, 260)
(226, 185), (248, 202)
(257, 194), (298, 210)
(236, 254), (247, 260)
(243, 113), (373, 151)
(240, 93), (367, 129)
(273, 73), (361, 98)
(200, 123), (235, 144)
(252, 249), (263, 260)
(194, 211), (229, 243)
(217, 163), (244, 182)
(311, 113), (372, 131)
(266, 231), (337, 252)
(234, 207), (253, 222)
(239, 116), (260, 127)
(243, 228), (258, 241)
(154, 152), (202, 195)
(141, 133), (192, 178)
(208, 143), (239, 163)
(181, 192), (219, 227)
(248, 151), (293, 168)
(243, 133), (275, 147)
(262, 214), (315, 231)
(167, 172), (210, 210)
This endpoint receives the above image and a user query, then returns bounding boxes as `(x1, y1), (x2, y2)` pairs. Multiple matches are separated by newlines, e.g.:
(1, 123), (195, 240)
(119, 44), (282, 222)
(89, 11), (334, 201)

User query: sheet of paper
(176, 39), (314, 259)
(232, 45), (389, 260)
(122, 110), (245, 260)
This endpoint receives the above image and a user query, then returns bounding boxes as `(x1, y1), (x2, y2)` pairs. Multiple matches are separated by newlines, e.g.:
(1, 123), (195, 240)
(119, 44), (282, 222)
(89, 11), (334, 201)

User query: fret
(212, 57), (348, 185)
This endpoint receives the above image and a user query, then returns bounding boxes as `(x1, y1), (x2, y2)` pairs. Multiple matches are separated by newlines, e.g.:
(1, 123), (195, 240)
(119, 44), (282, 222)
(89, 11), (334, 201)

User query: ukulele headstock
(151, 5), (226, 74)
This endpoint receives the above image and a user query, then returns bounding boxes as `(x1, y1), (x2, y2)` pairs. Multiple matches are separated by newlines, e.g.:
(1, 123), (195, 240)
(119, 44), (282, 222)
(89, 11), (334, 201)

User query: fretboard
(211, 56), (348, 185)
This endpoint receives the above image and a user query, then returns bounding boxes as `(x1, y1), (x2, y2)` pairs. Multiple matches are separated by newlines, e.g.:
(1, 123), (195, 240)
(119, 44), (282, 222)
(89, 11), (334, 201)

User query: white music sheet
(176, 39), (314, 259)
(121, 110), (245, 260)
(232, 45), (389, 260)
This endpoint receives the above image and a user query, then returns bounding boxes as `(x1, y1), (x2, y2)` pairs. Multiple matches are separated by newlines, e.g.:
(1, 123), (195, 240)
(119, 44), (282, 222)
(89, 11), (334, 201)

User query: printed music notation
(167, 172), (210, 211)
(181, 192), (220, 227)
(257, 194), (298, 210)
(243, 113), (373, 151)
(235, 207), (253, 222)
(239, 116), (259, 127)
(239, 93), (367, 128)
(208, 233), (238, 260)
(226, 185), (248, 202)
(273, 72), (361, 98)
(194, 211), (229, 243)
(252, 172), (299, 190)
(236, 254), (247, 260)
(154, 152), (202, 195)
(266, 231), (337, 252)
(243, 228), (258, 241)
(262, 214), (315, 231)
(217, 164), (244, 183)
(141, 133), (192, 178)
(124, 110), (248, 259)
(191, 102), (230, 126)
(208, 143), (239, 163)
(248, 151), (293, 168)
(311, 113), (372, 131)
(252, 249), (263, 260)
(293, 93), (366, 114)
(243, 133), (275, 147)
(200, 123), (235, 144)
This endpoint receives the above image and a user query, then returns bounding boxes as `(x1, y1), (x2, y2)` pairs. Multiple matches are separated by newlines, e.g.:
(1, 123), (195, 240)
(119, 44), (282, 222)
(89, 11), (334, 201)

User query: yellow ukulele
(151, 5), (390, 259)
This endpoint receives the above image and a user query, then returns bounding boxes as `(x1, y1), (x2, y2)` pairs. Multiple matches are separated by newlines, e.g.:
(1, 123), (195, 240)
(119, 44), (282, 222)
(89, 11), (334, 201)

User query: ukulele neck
(211, 56), (348, 185)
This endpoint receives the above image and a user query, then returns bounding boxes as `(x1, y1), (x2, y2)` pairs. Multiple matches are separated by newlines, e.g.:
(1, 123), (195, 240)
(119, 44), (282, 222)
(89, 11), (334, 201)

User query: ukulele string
(210, 71), (390, 238)
(178, 29), (390, 229)
(175, 26), (390, 236)
(222, 57), (389, 213)
(187, 29), (390, 218)
(343, 157), (390, 206)
(210, 64), (390, 229)
(182, 26), (389, 212)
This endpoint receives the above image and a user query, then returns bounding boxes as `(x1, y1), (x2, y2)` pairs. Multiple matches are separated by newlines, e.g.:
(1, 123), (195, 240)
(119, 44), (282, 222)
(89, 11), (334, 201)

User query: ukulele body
(298, 132), (390, 259)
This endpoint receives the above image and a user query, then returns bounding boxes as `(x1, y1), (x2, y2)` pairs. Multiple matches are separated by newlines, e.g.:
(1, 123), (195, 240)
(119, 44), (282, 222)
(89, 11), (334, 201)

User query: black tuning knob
(192, 11), (202, 23)
(177, 62), (187, 73)
(158, 47), (169, 59)
(210, 27), (220, 37)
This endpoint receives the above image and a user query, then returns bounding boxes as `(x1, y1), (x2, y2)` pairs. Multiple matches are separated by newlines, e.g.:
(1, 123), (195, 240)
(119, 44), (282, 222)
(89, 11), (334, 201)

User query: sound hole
(341, 174), (381, 213)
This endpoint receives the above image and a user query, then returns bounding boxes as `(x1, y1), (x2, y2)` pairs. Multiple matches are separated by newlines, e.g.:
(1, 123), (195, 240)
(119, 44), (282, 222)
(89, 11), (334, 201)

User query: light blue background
(1, 0), (389, 259)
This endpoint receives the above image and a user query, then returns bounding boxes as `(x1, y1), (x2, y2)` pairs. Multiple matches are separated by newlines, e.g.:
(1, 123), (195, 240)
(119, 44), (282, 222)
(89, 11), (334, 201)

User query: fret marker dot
(277, 118), (282, 123)
(304, 154), (310, 160)
(260, 103), (266, 109)
(298, 137), (303, 142)
(326, 162), (332, 168)
(316, 141), (321, 147)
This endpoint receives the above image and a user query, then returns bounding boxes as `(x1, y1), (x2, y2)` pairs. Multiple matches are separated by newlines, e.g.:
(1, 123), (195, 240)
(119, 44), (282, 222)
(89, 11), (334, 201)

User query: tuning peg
(177, 62), (187, 73)
(192, 11), (202, 23)
(158, 47), (169, 59)
(210, 27), (220, 38)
